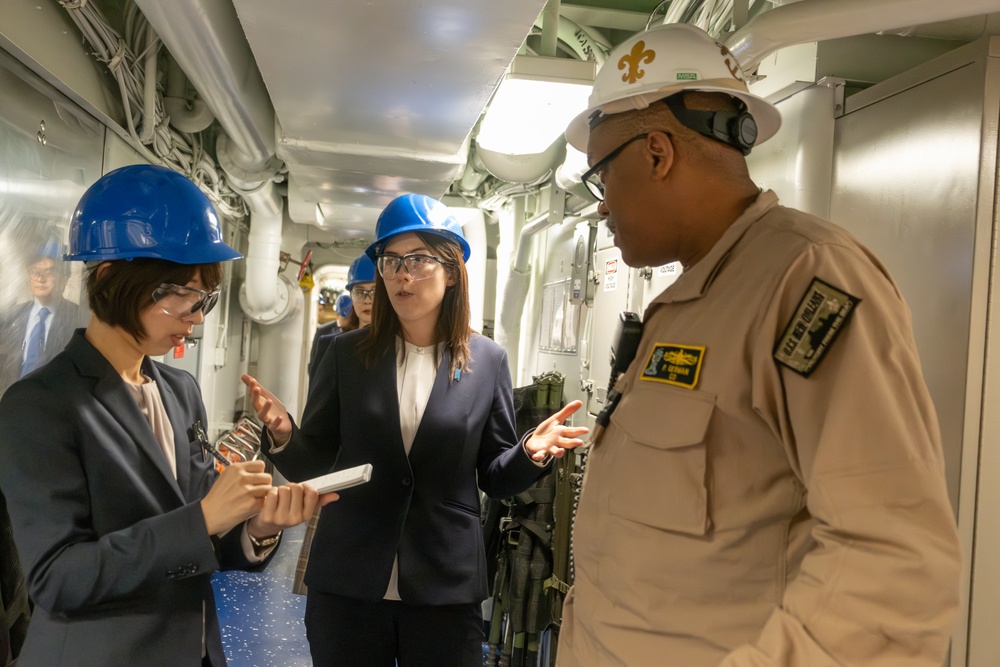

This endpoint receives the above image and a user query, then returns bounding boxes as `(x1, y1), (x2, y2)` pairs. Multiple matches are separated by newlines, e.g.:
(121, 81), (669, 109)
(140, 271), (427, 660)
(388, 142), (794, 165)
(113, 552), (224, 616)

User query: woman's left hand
(524, 400), (590, 463)
(247, 483), (339, 538)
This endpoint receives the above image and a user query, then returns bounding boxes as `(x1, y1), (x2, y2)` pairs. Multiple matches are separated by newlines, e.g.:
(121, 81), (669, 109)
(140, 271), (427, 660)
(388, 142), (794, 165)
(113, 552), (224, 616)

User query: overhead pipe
(532, 15), (610, 65)
(726, 0), (1000, 70)
(238, 177), (284, 312)
(163, 53), (215, 133)
(132, 0), (275, 168)
(540, 0), (560, 58)
(132, 0), (286, 316)
(138, 23), (158, 144)
(460, 212), (488, 334)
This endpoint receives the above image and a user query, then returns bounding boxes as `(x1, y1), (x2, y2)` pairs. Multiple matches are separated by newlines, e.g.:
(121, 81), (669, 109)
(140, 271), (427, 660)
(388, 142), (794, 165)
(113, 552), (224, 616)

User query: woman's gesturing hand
(241, 374), (292, 446)
(524, 400), (590, 463)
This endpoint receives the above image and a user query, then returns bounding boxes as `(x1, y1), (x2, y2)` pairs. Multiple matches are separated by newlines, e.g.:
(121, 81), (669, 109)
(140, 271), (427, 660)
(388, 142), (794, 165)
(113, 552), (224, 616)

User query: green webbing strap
(543, 574), (570, 595)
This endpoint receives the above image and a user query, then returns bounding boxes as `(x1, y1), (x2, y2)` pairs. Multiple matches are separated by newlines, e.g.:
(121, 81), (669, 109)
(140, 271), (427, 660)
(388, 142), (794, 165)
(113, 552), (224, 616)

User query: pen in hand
(190, 419), (230, 467)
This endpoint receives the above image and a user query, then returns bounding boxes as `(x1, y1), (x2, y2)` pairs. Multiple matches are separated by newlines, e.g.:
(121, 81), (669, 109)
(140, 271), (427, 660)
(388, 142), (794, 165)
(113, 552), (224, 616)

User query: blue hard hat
(334, 292), (353, 318)
(65, 164), (242, 264)
(345, 254), (376, 290)
(365, 194), (470, 263)
(35, 239), (65, 259)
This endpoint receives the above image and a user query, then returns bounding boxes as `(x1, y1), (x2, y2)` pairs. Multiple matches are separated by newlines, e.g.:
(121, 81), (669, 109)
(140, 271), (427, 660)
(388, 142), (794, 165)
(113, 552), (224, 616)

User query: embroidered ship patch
(774, 278), (860, 376)
(640, 343), (705, 389)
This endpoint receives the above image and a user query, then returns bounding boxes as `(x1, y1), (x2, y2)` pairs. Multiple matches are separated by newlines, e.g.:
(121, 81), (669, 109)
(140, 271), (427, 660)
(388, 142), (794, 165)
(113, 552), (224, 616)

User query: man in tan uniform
(557, 22), (962, 667)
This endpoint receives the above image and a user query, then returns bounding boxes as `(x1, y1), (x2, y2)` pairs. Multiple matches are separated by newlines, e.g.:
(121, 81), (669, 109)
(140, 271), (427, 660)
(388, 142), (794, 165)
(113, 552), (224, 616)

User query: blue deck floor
(212, 522), (498, 666)
(212, 522), (311, 666)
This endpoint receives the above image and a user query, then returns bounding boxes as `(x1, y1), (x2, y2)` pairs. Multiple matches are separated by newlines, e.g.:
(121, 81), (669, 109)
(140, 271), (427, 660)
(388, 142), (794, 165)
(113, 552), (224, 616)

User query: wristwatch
(248, 531), (280, 549)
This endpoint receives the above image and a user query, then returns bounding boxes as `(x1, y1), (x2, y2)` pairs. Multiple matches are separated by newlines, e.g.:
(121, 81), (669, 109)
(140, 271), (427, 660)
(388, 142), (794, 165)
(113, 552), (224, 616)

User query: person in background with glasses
(308, 290), (353, 381)
(297, 254), (376, 598)
(345, 259), (376, 332)
(242, 194), (589, 667)
(0, 242), (80, 397)
(0, 237), (77, 667)
(0, 165), (334, 667)
(307, 254), (375, 382)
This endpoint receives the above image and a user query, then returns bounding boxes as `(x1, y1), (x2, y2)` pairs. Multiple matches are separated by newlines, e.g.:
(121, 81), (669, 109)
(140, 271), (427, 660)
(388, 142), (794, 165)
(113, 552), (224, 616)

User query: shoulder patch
(773, 277), (860, 377)
(640, 343), (705, 389)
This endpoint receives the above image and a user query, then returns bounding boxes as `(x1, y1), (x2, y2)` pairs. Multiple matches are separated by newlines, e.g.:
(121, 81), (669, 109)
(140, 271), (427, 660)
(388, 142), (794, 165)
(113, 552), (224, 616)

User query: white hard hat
(566, 23), (781, 153)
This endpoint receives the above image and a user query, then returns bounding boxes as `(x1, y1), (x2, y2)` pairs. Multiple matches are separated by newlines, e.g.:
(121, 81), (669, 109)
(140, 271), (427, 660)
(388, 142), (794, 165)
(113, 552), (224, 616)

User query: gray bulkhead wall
(825, 38), (996, 667)
(749, 39), (999, 666)
(731, 36), (998, 665)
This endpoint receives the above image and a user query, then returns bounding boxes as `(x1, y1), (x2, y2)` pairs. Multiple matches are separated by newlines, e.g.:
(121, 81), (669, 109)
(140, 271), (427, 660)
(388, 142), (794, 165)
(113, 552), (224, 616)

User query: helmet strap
(663, 94), (758, 156)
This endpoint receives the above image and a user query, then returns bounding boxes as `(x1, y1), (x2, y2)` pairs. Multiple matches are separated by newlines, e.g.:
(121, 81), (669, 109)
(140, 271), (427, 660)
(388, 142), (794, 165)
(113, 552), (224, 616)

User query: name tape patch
(641, 343), (705, 389)
(773, 278), (860, 377)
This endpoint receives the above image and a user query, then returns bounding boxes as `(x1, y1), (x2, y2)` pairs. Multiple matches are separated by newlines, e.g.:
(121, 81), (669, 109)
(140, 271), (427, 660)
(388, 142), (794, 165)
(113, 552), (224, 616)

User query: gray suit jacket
(0, 330), (266, 666)
(0, 300), (80, 396)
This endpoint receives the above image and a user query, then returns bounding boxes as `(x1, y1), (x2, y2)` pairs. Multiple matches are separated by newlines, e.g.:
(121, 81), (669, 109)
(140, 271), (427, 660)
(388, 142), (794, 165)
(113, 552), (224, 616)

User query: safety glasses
(376, 253), (450, 281)
(350, 287), (376, 302)
(152, 283), (221, 319)
(580, 133), (650, 202)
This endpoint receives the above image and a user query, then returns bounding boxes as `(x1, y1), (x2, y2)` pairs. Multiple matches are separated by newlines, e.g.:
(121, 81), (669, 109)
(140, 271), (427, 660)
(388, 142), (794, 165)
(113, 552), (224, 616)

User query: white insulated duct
(513, 210), (560, 273)
(238, 177), (284, 313)
(726, 0), (1000, 70)
(131, 0), (275, 168)
(132, 0), (287, 317)
(496, 192), (565, 379)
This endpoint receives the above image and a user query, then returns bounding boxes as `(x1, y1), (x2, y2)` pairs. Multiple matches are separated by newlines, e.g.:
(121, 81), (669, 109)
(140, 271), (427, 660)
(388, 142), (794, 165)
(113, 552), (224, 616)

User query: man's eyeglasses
(376, 253), (449, 281)
(350, 287), (376, 302)
(580, 133), (649, 202)
(152, 283), (221, 319)
(29, 268), (56, 280)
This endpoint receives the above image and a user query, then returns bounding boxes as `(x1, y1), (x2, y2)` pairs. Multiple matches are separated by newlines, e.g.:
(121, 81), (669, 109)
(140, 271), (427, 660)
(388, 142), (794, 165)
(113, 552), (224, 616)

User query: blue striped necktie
(20, 307), (50, 378)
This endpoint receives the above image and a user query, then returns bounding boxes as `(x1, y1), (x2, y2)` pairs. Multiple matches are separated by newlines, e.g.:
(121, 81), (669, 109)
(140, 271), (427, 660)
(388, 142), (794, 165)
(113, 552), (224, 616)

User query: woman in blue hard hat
(344, 252), (376, 331)
(299, 254), (375, 596)
(334, 292), (354, 327)
(242, 193), (589, 666)
(308, 254), (376, 381)
(307, 291), (352, 382)
(0, 164), (333, 667)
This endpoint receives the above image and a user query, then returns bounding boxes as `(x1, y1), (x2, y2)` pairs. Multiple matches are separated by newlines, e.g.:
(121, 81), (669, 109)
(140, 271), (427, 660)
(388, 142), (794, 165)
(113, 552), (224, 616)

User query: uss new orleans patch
(774, 277), (860, 377)
(641, 343), (705, 389)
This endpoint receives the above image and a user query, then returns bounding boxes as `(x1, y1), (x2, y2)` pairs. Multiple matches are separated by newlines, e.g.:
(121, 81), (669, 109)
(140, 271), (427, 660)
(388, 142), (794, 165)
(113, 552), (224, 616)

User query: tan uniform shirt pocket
(606, 388), (715, 535)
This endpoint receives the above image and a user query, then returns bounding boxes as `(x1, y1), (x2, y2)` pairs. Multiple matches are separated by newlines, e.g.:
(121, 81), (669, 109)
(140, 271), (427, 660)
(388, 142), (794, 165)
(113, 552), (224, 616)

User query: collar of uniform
(649, 189), (780, 306)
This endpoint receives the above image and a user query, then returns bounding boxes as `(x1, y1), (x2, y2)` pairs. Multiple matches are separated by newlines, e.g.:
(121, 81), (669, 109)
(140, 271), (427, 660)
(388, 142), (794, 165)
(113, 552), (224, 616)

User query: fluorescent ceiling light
(477, 55), (596, 156)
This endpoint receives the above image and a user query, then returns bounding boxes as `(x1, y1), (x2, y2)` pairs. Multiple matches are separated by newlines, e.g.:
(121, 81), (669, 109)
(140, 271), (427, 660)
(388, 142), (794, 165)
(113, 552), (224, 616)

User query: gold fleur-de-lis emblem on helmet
(618, 40), (655, 85)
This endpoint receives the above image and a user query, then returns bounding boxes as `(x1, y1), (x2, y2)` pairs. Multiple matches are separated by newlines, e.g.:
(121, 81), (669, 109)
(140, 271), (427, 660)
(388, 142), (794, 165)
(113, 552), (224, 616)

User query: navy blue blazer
(0, 330), (264, 667)
(307, 319), (341, 379)
(265, 328), (546, 605)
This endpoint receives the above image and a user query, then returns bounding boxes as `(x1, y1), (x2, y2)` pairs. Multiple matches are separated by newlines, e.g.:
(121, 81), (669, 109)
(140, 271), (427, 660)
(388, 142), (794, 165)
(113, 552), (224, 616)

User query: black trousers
(305, 591), (483, 667)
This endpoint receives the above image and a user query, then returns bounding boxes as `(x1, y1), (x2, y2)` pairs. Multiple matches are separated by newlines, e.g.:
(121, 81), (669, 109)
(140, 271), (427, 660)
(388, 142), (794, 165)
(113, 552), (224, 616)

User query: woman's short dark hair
(85, 258), (223, 341)
(359, 231), (472, 379)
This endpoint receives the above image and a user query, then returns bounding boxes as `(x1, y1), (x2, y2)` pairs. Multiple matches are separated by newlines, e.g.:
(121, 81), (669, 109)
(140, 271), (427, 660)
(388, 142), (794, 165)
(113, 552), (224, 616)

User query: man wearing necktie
(21, 306), (50, 378)
(0, 246), (80, 396)
(1, 244), (78, 667)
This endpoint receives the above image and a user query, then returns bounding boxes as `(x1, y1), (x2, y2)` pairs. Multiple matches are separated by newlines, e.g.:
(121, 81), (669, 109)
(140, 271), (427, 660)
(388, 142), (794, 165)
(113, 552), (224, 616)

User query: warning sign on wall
(604, 259), (618, 292)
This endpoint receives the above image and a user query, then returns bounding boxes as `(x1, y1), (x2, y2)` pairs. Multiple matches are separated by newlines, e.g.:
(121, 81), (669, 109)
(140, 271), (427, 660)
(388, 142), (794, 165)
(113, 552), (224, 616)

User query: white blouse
(385, 337), (443, 600)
